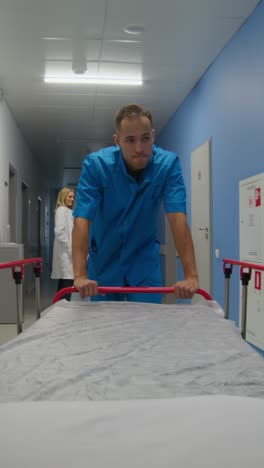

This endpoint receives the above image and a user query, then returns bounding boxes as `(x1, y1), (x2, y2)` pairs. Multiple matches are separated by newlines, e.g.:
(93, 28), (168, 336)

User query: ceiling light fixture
(42, 37), (70, 41)
(44, 76), (143, 86)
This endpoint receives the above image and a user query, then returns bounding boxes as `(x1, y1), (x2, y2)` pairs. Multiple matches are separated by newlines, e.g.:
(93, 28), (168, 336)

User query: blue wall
(156, 1), (264, 323)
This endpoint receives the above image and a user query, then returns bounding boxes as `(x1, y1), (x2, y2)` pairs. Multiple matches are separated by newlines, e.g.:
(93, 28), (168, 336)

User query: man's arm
(166, 212), (199, 299)
(72, 217), (99, 298)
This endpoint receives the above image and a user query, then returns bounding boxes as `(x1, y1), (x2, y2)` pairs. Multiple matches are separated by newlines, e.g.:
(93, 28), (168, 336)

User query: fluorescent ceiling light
(42, 37), (141, 43)
(44, 76), (143, 86)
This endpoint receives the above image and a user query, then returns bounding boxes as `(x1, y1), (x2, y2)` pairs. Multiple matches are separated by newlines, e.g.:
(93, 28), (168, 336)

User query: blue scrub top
(73, 145), (186, 286)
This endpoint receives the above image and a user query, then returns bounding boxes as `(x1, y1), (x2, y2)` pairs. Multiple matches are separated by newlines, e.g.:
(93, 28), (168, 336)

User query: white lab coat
(51, 206), (74, 279)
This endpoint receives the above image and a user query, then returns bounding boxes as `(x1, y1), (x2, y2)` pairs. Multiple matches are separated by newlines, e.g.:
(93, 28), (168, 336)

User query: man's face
(113, 116), (155, 171)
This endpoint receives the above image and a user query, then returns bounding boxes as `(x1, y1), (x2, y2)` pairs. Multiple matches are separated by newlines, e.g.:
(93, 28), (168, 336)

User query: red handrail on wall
(222, 258), (264, 340)
(223, 258), (264, 271)
(53, 286), (212, 304)
(0, 257), (43, 334)
(0, 257), (42, 270)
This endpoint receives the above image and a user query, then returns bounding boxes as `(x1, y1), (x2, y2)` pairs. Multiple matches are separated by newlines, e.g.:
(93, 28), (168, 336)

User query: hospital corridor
(0, 1), (264, 467)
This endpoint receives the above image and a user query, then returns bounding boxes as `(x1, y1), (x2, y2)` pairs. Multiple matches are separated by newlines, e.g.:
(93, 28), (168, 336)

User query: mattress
(1, 300), (264, 401)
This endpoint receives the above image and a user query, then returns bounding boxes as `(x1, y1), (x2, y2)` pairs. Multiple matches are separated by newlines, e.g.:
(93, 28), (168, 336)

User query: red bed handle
(53, 286), (212, 304)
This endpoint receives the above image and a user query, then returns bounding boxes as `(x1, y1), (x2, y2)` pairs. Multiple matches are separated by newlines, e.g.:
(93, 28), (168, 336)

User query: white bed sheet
(1, 396), (264, 467)
(1, 300), (264, 401)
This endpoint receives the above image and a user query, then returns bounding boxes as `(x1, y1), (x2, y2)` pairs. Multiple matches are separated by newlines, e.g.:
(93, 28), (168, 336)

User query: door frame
(191, 138), (212, 296)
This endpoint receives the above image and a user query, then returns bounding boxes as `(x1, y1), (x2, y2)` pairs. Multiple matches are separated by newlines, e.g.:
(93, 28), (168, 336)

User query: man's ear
(113, 133), (119, 146)
(152, 128), (156, 142)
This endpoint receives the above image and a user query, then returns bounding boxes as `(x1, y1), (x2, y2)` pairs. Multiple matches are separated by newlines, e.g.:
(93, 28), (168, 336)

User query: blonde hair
(56, 187), (75, 209)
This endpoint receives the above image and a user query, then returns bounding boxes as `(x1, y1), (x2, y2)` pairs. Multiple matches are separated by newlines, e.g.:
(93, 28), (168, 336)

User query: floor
(0, 269), (57, 346)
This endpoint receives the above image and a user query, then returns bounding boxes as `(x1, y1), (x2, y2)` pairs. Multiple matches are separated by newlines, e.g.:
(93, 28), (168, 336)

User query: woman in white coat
(51, 187), (75, 301)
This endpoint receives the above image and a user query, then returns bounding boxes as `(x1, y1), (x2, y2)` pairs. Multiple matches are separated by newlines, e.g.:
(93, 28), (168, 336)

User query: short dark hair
(114, 104), (153, 130)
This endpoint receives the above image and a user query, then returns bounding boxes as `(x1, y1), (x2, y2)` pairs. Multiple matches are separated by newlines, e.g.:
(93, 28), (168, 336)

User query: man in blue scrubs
(72, 104), (198, 303)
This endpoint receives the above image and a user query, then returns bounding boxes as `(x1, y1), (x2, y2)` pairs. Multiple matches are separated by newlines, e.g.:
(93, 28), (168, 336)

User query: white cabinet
(0, 243), (24, 323)
(239, 173), (264, 350)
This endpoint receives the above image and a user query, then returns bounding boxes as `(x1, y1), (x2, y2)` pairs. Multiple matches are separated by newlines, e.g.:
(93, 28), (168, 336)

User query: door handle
(198, 226), (209, 239)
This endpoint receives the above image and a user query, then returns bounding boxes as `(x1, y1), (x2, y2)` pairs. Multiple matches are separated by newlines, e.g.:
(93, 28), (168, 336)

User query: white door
(191, 140), (212, 296)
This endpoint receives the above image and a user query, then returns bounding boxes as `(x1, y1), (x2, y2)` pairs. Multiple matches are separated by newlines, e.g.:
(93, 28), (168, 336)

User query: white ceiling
(0, 0), (260, 184)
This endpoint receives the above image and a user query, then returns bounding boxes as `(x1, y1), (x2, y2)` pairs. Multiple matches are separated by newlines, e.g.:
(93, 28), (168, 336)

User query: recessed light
(123, 24), (144, 35)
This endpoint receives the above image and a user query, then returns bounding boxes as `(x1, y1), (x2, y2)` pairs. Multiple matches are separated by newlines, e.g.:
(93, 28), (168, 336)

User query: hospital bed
(1, 285), (264, 401)
(1, 286), (264, 467)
